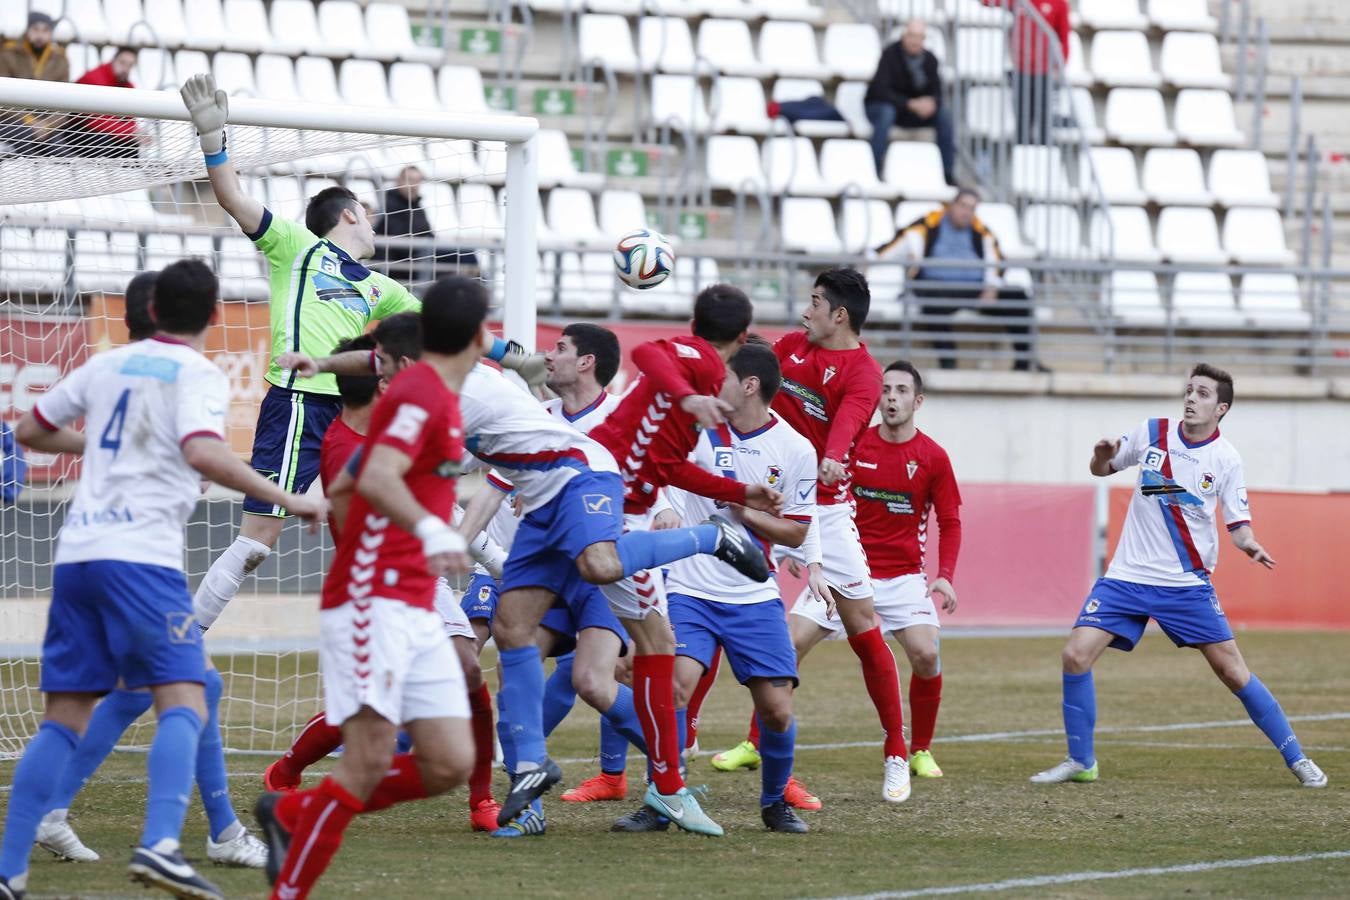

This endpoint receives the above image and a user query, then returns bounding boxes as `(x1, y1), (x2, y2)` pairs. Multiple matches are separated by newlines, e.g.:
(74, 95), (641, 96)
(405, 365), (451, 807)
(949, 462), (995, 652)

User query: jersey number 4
(99, 389), (131, 455)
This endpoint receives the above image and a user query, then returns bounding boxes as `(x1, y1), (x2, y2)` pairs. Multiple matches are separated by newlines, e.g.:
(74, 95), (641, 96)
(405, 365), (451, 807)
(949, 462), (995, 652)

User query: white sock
(42, 808), (68, 825)
(214, 820), (243, 843)
(193, 536), (270, 629)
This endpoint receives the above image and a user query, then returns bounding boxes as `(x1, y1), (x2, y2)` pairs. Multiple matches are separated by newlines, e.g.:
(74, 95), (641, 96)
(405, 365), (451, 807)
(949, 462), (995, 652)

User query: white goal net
(0, 77), (537, 758)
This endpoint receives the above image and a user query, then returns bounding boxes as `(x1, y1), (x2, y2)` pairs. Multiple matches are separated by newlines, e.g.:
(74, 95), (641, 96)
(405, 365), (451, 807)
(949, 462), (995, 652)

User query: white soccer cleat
(206, 828), (268, 868)
(36, 813), (99, 862)
(1291, 757), (1328, 788)
(1030, 758), (1099, 784)
(883, 755), (912, 803)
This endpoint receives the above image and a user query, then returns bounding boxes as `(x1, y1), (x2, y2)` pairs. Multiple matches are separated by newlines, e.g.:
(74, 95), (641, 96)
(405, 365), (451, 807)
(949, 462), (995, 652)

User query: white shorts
(599, 510), (668, 621)
(790, 573), (937, 636)
(817, 503), (872, 601)
(320, 597), (469, 727)
(434, 579), (477, 641)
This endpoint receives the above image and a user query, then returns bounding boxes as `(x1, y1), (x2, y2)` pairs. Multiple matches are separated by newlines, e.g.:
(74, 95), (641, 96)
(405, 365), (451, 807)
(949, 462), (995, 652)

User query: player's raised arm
(632, 339), (732, 428)
(1089, 438), (1121, 477)
(15, 411), (85, 456)
(180, 73), (265, 236)
(357, 443), (468, 576)
(275, 349), (377, 379)
(820, 371), (880, 485)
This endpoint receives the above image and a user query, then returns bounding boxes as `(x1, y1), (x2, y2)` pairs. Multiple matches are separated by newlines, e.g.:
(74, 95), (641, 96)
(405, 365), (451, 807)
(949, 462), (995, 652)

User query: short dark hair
(373, 312), (422, 363)
(814, 267), (871, 333)
(124, 270), (158, 341)
(333, 335), (380, 407)
(692, 283), (753, 344)
(729, 341), (781, 405)
(421, 276), (488, 354)
(114, 46), (137, 59)
(152, 258), (217, 335)
(884, 359), (923, 395)
(1190, 362), (1234, 412)
(305, 186), (361, 236)
(562, 322), (621, 388)
(954, 187), (980, 204)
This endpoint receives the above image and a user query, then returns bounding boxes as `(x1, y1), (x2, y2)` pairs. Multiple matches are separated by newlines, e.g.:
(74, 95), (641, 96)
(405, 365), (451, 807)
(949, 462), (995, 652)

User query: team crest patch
(906, 460), (919, 478)
(822, 365), (837, 384)
(582, 493), (613, 515)
(1084, 599), (1100, 614)
(166, 611), (199, 644)
(370, 284), (381, 301)
(1198, 472), (1216, 494)
(766, 465), (782, 487)
(478, 584), (492, 602)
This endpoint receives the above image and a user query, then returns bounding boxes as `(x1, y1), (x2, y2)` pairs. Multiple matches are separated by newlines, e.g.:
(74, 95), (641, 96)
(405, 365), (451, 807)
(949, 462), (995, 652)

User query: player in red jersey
(793, 360), (962, 779)
(714, 267), (915, 803)
(254, 278), (487, 899)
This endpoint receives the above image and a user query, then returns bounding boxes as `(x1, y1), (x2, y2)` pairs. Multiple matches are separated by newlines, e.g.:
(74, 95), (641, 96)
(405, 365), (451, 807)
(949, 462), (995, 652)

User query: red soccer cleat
(560, 772), (628, 803)
(784, 776), (822, 811)
(263, 759), (301, 793)
(470, 798), (502, 832)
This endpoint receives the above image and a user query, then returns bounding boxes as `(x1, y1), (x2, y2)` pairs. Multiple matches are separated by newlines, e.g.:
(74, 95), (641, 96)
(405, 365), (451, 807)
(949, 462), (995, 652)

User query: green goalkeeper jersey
(250, 208), (420, 396)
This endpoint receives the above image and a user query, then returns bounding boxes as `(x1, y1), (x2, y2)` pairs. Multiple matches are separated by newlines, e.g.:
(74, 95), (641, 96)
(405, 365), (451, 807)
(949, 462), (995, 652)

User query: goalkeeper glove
(180, 73), (229, 156)
(497, 339), (550, 390)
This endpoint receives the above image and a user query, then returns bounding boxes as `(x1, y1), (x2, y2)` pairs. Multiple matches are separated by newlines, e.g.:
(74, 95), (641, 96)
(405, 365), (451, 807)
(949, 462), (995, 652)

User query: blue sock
(395, 731), (414, 754)
(758, 715), (796, 808)
(1, 721), (78, 881)
(48, 689), (152, 813)
(498, 645), (547, 771)
(616, 525), (719, 577)
(1062, 671), (1096, 767)
(197, 670), (238, 841)
(1236, 674), (1303, 765)
(542, 653), (577, 737)
(676, 707), (688, 769)
(141, 706), (203, 849)
(601, 683), (646, 772)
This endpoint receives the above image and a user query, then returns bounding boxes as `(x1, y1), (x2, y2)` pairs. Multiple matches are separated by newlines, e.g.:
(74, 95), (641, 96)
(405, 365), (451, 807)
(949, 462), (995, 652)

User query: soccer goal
(0, 75), (538, 759)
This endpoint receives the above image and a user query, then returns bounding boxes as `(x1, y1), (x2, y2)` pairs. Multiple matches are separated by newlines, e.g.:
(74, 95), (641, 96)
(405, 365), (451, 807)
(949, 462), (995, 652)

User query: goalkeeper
(179, 74), (542, 630)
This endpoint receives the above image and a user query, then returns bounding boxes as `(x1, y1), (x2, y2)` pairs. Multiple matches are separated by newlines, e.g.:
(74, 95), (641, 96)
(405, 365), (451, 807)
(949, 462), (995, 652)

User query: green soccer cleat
(643, 783), (724, 837)
(710, 740), (761, 772)
(1030, 758), (1099, 784)
(909, 749), (944, 779)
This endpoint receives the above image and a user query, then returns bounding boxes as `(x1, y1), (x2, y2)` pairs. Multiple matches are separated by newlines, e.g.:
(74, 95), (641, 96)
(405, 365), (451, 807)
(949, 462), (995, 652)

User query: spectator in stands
(375, 165), (478, 284)
(878, 188), (1047, 372)
(0, 13), (70, 156)
(982, 0), (1070, 144)
(72, 47), (144, 158)
(864, 19), (955, 186)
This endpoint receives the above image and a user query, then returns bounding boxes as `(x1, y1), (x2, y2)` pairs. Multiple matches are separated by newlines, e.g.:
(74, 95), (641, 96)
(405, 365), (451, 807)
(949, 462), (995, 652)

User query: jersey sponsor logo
(1236, 487), (1249, 510)
(1084, 598), (1100, 614)
(906, 460), (919, 478)
(1139, 470), (1203, 507)
(387, 403), (429, 443)
(582, 493), (613, 515)
(766, 465), (782, 487)
(1210, 593), (1225, 616)
(119, 354), (181, 383)
(855, 460), (878, 469)
(312, 268), (372, 315)
(674, 342), (702, 359)
(854, 485), (915, 515)
(66, 505), (135, 527)
(789, 354), (806, 364)
(780, 378), (828, 422)
(435, 459), (461, 479)
(166, 611), (199, 644)
(1198, 472), (1216, 494)
(795, 479), (815, 503)
(1141, 447), (1166, 471)
(713, 447), (735, 471)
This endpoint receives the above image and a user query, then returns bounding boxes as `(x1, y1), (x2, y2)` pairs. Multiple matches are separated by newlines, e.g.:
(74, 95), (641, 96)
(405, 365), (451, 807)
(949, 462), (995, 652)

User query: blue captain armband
(204, 150), (229, 168)
(486, 337), (509, 362)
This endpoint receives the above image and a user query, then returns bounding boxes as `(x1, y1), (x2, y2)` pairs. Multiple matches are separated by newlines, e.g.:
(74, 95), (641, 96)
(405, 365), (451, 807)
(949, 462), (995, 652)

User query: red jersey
(75, 62), (137, 136)
(771, 330), (882, 506)
(320, 363), (463, 612)
(851, 426), (962, 581)
(982, 0), (1070, 74)
(590, 336), (749, 514)
(318, 415), (365, 537)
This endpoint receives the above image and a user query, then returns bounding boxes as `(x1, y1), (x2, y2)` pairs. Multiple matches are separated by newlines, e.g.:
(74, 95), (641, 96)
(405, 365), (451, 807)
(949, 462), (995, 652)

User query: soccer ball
(613, 228), (674, 290)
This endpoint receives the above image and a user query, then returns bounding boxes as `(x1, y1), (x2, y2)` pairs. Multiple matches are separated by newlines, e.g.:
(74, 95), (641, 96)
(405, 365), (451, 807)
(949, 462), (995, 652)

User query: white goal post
(0, 75), (538, 758)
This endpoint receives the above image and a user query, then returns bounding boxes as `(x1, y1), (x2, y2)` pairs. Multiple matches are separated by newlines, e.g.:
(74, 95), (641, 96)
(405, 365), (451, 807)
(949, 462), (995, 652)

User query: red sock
(280, 713), (343, 779)
(909, 673), (943, 753)
(632, 653), (683, 795)
(848, 627), (907, 759)
(272, 776), (361, 900)
(468, 683), (496, 805)
(362, 753), (428, 813)
(686, 646), (722, 750)
(746, 709), (761, 749)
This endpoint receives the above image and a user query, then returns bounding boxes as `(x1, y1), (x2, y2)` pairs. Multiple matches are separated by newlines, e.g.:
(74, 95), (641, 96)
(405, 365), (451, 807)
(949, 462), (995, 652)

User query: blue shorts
(461, 572), (499, 624)
(537, 583), (630, 657)
(669, 593), (797, 686)
(243, 385), (342, 516)
(501, 470), (624, 597)
(1075, 576), (1234, 652)
(42, 560), (207, 693)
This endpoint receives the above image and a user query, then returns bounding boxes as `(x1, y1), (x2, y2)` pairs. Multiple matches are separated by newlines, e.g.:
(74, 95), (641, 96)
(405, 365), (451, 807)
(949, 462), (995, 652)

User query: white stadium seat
(537, 129), (605, 190)
(697, 18), (773, 78)
(895, 200), (942, 229)
(1105, 88), (1176, 146)
(136, 0), (187, 48)
(1223, 207), (1296, 266)
(1151, 0), (1219, 34)
(954, 28), (1007, 82)
(1089, 147), (1146, 206)
(1208, 150), (1279, 208)
(650, 75), (710, 131)
(977, 202), (1034, 260)
(1011, 145), (1076, 201)
(212, 51), (256, 97)
(557, 252), (615, 317)
(1156, 207), (1227, 264)
(133, 47), (176, 89)
(780, 197), (842, 254)
(65, 43), (105, 80)
(339, 59), (391, 108)
(763, 136), (832, 197)
(104, 0), (147, 46)
(1056, 86), (1104, 145)
(1, 4), (28, 40)
(833, 81), (872, 137)
(1106, 269), (1167, 326)
(0, 228), (67, 294)
(699, 0), (759, 21)
(965, 86), (1014, 141)
(221, 0), (271, 53)
(1022, 204), (1082, 257)
(598, 189), (648, 235)
(1159, 32), (1229, 90)
(1171, 272), (1242, 328)
(758, 21), (832, 80)
(1174, 90), (1244, 147)
(1065, 32), (1091, 87)
(178, 0), (225, 50)
(948, 0), (1008, 27)
(639, 17), (697, 74)
(1079, 0), (1148, 30)
(1142, 148), (1212, 206)
(712, 77), (772, 135)
(546, 188), (605, 246)
(841, 198), (895, 254)
(820, 139), (898, 199)
(1239, 273), (1311, 329)
(439, 67), (490, 114)
(74, 230), (139, 293)
(173, 49), (211, 83)
(822, 23), (881, 81)
(765, 0), (825, 23)
(366, 3), (441, 63)
(1089, 206), (1160, 263)
(578, 14), (639, 74)
(882, 142), (955, 201)
(420, 182), (459, 239)
(42, 0), (109, 44)
(878, 0), (942, 24)
(771, 79), (850, 138)
(270, 0), (324, 57)
(456, 183), (503, 243)
(295, 57), (341, 105)
(145, 233), (185, 272)
(389, 63), (441, 111)
(591, 0), (697, 15)
(317, 1), (370, 60)
(1089, 31), (1161, 89)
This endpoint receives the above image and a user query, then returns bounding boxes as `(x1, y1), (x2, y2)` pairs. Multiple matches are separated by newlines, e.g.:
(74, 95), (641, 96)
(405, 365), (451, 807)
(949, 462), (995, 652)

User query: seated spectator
(375, 166), (478, 285)
(864, 19), (955, 186)
(0, 13), (70, 156)
(878, 188), (1047, 372)
(71, 47), (145, 158)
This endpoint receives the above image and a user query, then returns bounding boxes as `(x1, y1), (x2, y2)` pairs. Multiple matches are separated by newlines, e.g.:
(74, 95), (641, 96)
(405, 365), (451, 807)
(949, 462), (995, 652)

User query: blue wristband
(486, 337), (509, 362)
(204, 149), (228, 168)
